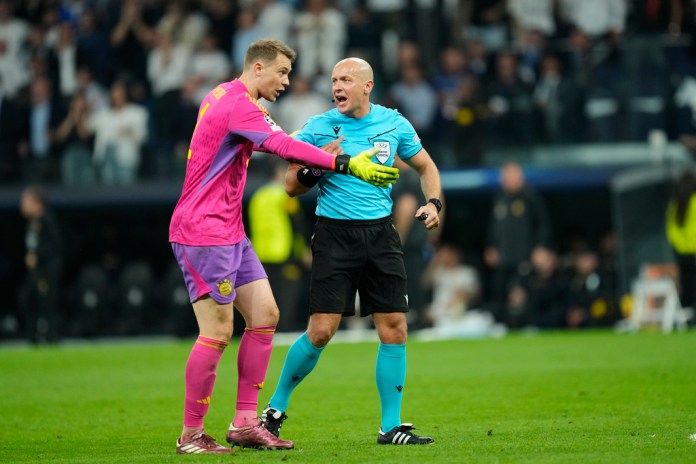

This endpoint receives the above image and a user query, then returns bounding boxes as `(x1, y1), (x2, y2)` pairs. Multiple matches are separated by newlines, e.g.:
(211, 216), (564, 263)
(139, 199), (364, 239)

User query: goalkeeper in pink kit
(169, 39), (399, 454)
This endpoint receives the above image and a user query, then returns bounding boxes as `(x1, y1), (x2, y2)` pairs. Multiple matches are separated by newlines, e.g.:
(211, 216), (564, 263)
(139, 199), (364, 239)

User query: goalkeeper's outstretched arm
(265, 131), (398, 186)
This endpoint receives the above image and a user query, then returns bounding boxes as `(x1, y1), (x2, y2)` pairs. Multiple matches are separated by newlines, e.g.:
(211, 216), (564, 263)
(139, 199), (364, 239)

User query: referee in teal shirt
(262, 57), (442, 446)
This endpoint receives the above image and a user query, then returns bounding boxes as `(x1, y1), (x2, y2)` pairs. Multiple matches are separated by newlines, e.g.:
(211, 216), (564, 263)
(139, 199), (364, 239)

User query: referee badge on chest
(373, 141), (391, 164)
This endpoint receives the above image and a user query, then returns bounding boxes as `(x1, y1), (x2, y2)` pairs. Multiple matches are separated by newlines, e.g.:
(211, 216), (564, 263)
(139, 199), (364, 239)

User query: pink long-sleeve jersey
(169, 79), (338, 246)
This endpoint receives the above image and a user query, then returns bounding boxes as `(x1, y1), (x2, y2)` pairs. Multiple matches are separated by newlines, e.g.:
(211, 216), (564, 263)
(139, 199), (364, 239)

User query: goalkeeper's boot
(377, 423), (435, 445)
(260, 405), (288, 438)
(226, 421), (294, 450)
(176, 431), (233, 454)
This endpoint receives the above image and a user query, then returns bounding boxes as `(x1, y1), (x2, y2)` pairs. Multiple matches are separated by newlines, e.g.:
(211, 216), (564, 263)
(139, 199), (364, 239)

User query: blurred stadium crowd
(2, 0), (696, 342)
(3, 0), (696, 183)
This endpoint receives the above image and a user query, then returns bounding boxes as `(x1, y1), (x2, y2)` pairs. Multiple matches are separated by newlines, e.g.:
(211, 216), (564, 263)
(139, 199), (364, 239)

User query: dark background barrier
(0, 161), (619, 338)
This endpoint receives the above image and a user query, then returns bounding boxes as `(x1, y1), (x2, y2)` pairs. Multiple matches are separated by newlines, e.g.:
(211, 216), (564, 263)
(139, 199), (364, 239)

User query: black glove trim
(334, 154), (350, 174)
(297, 167), (323, 188)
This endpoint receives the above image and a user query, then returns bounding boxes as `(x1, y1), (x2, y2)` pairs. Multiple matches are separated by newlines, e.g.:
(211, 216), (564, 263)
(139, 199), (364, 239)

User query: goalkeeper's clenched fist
(334, 147), (399, 187)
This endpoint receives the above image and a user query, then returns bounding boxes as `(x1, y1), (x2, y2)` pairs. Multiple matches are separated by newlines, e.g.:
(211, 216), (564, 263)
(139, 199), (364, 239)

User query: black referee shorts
(309, 215), (409, 316)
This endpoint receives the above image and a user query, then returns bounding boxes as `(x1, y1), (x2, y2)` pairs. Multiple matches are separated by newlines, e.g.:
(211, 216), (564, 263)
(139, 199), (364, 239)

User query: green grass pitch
(1, 329), (694, 463)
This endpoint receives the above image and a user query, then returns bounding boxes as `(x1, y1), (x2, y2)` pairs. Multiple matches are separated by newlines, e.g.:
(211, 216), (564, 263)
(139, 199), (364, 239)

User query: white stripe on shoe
(181, 444), (204, 453)
(392, 432), (411, 444)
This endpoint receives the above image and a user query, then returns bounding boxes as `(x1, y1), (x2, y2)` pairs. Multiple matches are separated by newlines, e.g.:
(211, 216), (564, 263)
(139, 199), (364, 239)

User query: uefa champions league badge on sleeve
(264, 114), (283, 132)
(373, 141), (390, 164)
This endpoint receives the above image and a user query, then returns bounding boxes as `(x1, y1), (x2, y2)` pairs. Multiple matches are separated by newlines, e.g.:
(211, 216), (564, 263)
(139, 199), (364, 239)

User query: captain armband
(297, 167), (323, 188)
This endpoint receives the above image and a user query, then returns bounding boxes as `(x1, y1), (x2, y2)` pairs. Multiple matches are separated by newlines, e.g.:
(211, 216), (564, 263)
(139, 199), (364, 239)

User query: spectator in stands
(511, 244), (566, 329)
(202, 0), (235, 56)
(466, 38), (491, 79)
(147, 29), (190, 176)
(109, 0), (154, 86)
(0, 0), (29, 99)
(38, 3), (61, 46)
(387, 63), (438, 149)
(565, 244), (620, 328)
(156, 0), (209, 54)
(345, 3), (381, 66)
(422, 243), (480, 328)
(21, 24), (54, 85)
(190, 32), (231, 103)
(75, 9), (111, 85)
(256, 0), (295, 46)
(516, 28), (547, 83)
(561, 27), (593, 84)
(444, 74), (487, 167)
(0, 41), (28, 101)
(18, 185), (63, 344)
(433, 46), (469, 106)
(432, 46), (470, 162)
(453, 0), (509, 51)
(666, 170), (696, 311)
(533, 53), (584, 143)
(485, 49), (535, 147)
(148, 28), (190, 104)
(484, 162), (551, 325)
(24, 44), (54, 89)
(0, 0), (29, 59)
(75, 65), (107, 113)
(597, 228), (620, 307)
(294, 0), (347, 82)
(50, 22), (80, 101)
(55, 91), (95, 185)
(396, 40), (422, 70)
(89, 80), (148, 185)
(17, 75), (65, 183)
(231, 7), (263, 73)
(564, 245), (598, 328)
(507, 0), (556, 46)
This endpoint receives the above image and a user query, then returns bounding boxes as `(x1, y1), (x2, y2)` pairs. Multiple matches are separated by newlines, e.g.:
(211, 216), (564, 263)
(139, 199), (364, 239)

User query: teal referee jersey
(295, 103), (422, 220)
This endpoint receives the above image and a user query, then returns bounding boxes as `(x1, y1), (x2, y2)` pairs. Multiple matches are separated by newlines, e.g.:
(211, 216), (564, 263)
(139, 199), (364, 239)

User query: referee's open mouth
(334, 95), (347, 105)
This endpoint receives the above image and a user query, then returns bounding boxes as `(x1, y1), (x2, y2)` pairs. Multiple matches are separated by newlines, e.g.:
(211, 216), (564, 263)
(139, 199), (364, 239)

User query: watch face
(429, 198), (442, 212)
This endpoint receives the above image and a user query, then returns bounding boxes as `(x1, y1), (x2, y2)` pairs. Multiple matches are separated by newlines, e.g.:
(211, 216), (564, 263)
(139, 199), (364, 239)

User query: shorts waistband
(317, 215), (392, 226)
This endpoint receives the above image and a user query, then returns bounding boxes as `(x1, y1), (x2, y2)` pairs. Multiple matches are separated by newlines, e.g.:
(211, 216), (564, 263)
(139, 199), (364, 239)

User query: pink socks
(183, 336), (228, 427)
(233, 326), (275, 427)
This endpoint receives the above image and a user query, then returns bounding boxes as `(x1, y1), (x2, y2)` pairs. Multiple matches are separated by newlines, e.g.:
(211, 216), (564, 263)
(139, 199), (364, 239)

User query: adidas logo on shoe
(377, 423), (434, 445)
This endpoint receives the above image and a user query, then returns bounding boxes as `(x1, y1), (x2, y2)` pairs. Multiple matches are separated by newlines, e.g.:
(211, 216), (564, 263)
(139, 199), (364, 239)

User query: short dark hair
(244, 39), (297, 68)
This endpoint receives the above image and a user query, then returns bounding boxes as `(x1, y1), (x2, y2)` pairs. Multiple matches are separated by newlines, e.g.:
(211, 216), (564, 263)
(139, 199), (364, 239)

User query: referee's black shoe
(261, 405), (288, 438)
(377, 423), (434, 445)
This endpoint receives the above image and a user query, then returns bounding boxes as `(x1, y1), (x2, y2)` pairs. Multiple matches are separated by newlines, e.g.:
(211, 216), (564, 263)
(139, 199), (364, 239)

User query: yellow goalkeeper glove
(335, 148), (399, 187)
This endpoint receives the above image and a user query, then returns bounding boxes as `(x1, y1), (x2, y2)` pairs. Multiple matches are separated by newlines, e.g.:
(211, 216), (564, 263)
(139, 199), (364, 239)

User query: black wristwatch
(428, 198), (442, 213)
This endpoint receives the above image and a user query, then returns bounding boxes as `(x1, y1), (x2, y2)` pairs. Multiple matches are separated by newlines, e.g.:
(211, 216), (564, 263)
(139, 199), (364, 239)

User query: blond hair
(244, 39), (297, 68)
